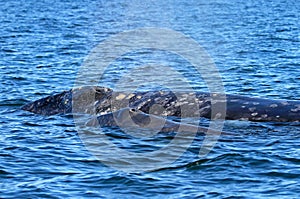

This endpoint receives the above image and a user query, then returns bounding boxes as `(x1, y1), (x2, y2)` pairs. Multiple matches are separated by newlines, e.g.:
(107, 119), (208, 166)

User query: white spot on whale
(126, 94), (135, 99)
(291, 108), (300, 112)
(116, 94), (126, 100)
(249, 107), (256, 112)
(261, 114), (268, 118)
(240, 118), (249, 121)
(270, 104), (278, 108)
(215, 112), (222, 119)
(251, 112), (258, 116)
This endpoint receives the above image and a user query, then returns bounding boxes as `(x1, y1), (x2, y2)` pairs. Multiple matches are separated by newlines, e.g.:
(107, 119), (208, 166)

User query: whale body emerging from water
(21, 86), (300, 122)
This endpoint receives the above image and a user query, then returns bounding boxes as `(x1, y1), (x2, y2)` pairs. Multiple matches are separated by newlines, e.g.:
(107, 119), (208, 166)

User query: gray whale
(21, 86), (300, 122)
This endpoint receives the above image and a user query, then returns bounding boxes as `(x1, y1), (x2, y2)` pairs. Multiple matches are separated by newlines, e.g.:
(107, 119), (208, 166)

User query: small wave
(0, 99), (29, 107)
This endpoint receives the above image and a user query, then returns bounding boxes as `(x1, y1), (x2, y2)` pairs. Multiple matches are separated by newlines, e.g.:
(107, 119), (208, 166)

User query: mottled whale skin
(86, 107), (221, 135)
(21, 86), (300, 122)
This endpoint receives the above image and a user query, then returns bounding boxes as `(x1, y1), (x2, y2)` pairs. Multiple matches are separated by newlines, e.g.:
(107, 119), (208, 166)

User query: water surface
(1, 0), (300, 198)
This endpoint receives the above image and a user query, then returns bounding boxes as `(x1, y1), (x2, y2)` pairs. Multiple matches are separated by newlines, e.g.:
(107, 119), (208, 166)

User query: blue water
(1, 0), (300, 198)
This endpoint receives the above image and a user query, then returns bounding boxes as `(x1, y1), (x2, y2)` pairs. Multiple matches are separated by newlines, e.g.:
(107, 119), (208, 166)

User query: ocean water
(1, 0), (300, 198)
